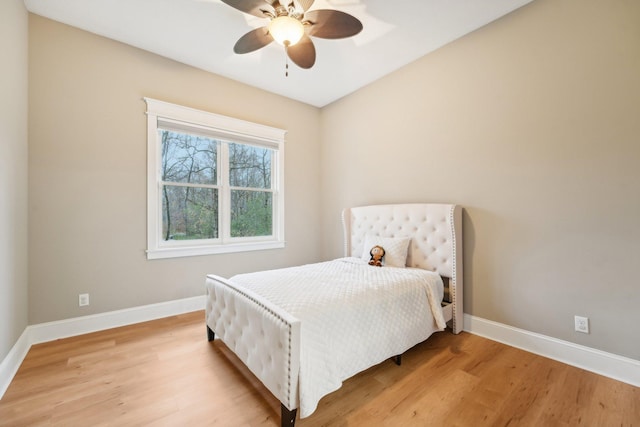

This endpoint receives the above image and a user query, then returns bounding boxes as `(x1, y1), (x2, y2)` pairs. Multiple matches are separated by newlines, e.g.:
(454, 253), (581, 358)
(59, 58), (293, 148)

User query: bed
(205, 203), (463, 426)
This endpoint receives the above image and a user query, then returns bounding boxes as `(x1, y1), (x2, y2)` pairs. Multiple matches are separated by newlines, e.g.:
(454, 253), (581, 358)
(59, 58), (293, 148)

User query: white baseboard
(0, 295), (205, 399)
(464, 313), (640, 388)
(0, 329), (31, 400)
(27, 295), (205, 345)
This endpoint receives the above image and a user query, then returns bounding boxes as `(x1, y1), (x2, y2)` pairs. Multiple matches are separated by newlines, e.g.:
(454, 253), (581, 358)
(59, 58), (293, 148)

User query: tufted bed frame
(205, 203), (463, 426)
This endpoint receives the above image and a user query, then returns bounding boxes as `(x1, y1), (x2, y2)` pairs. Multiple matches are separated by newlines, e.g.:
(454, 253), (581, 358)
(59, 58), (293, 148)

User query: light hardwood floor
(0, 311), (637, 426)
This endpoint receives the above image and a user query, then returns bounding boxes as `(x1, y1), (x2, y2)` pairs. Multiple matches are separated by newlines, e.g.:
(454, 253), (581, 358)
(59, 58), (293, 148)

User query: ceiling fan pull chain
(284, 42), (290, 77)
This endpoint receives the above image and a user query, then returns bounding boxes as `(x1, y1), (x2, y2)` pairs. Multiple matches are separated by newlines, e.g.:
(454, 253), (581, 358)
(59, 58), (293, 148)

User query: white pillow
(361, 235), (411, 267)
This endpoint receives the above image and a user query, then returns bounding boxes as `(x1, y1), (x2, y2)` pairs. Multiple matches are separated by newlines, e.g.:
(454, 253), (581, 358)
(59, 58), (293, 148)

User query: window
(144, 98), (285, 259)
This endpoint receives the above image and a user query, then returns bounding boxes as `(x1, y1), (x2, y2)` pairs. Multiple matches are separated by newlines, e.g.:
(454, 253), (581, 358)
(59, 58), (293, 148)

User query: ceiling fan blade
(293, 0), (315, 12)
(234, 27), (274, 53)
(304, 9), (363, 39)
(287, 35), (316, 69)
(221, 0), (275, 19)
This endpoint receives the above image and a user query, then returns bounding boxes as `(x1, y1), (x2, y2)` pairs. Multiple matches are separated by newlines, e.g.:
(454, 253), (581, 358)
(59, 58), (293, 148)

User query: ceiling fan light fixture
(224, 0), (362, 71)
(268, 16), (304, 47)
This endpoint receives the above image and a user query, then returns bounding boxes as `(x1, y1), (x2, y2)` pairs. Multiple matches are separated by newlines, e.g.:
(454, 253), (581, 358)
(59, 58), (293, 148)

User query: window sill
(146, 241), (285, 260)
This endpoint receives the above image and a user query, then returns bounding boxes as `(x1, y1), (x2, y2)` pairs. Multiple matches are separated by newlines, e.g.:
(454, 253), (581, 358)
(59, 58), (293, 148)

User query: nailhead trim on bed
(448, 205), (458, 333)
(206, 277), (297, 409)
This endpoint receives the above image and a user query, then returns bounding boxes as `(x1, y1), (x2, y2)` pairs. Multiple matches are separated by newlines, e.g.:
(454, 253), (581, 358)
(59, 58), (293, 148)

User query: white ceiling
(24, 0), (534, 107)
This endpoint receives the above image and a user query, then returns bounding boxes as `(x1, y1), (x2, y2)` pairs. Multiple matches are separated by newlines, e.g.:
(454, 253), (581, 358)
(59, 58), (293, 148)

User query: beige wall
(320, 0), (640, 360)
(0, 0), (29, 361)
(28, 15), (322, 323)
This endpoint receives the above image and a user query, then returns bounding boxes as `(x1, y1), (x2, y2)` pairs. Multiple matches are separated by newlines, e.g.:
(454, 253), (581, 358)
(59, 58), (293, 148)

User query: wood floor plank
(0, 311), (637, 426)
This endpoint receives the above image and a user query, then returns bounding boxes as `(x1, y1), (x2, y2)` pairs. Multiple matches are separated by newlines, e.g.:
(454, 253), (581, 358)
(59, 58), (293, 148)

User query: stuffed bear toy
(368, 245), (385, 267)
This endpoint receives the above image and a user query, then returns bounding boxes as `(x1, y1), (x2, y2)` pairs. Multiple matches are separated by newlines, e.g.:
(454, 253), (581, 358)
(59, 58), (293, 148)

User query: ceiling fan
(222, 0), (363, 71)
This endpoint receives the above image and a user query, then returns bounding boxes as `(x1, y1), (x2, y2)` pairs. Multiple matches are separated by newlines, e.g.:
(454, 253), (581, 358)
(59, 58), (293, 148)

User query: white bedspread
(229, 257), (446, 418)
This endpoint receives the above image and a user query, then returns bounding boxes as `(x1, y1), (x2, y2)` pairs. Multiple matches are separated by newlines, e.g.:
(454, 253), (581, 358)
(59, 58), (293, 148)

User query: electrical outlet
(79, 293), (90, 307)
(574, 315), (589, 334)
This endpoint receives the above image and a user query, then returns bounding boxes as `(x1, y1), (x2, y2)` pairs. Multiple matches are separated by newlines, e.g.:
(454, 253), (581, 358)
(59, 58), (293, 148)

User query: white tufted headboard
(342, 203), (463, 333)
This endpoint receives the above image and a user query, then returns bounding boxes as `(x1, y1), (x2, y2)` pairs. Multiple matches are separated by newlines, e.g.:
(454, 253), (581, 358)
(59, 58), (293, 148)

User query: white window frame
(144, 98), (286, 260)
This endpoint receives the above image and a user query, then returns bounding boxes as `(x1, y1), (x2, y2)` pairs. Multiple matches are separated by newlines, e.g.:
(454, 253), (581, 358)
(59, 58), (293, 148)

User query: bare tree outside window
(229, 142), (273, 237)
(160, 131), (274, 242)
(160, 130), (218, 241)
